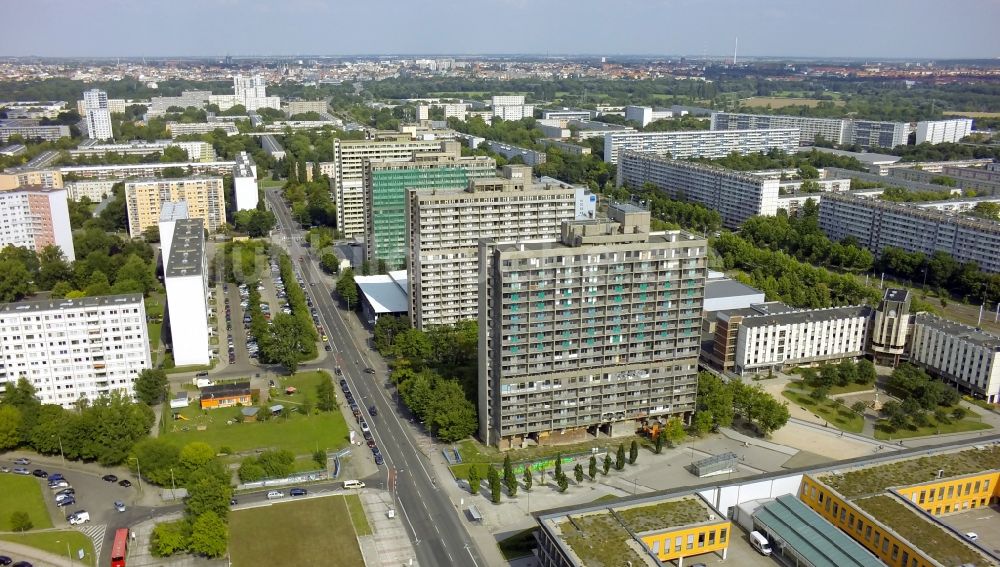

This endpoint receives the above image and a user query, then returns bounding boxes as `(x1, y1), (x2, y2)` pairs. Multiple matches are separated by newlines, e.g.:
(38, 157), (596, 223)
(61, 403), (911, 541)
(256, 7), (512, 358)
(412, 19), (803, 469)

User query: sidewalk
(357, 490), (420, 566)
(0, 539), (75, 567)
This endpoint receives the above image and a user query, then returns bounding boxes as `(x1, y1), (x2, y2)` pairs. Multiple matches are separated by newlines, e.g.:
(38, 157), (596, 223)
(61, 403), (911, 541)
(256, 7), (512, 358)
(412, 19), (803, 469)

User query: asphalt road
(266, 189), (484, 567)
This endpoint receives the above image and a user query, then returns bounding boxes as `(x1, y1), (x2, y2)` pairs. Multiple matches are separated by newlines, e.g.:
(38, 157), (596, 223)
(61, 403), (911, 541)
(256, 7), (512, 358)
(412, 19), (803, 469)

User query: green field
(162, 371), (349, 455)
(874, 407), (991, 440)
(781, 389), (865, 433)
(0, 474), (52, 531)
(344, 494), (371, 536)
(741, 96), (845, 109)
(0, 530), (96, 566)
(230, 496), (364, 567)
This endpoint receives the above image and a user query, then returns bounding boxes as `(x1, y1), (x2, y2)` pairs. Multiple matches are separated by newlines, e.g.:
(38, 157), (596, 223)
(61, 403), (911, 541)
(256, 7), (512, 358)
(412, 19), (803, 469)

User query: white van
(750, 531), (772, 555)
(342, 480), (366, 490)
(67, 511), (90, 525)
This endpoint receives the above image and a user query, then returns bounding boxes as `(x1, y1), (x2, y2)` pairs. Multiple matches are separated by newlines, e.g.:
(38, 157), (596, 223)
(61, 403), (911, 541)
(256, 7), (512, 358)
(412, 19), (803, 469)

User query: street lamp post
(57, 539), (73, 566)
(128, 457), (143, 494)
(53, 433), (65, 467)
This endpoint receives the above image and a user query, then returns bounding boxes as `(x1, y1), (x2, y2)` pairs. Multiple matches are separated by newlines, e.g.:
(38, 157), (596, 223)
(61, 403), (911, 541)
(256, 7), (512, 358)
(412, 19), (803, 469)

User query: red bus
(110, 528), (129, 567)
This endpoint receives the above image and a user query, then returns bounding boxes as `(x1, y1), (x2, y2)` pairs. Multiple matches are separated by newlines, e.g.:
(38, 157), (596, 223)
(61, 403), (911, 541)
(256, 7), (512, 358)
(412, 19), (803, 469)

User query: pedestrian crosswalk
(76, 523), (107, 560)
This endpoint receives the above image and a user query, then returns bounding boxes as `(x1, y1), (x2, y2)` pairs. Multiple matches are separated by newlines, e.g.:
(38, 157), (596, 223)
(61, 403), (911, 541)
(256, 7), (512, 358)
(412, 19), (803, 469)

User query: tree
(952, 407), (968, 420)
(856, 359), (877, 385)
(588, 455), (597, 480)
(554, 453), (563, 479)
(0, 259), (33, 302)
(503, 454), (513, 484)
(393, 329), (433, 365)
(505, 469), (518, 497)
(523, 465), (533, 492)
(189, 512), (228, 558)
(0, 405), (22, 450)
(603, 453), (612, 475)
(692, 411), (713, 436)
(134, 368), (168, 405)
(654, 429), (664, 454)
(697, 373), (734, 428)
(336, 268), (359, 309)
(130, 438), (181, 486)
(488, 466), (502, 503)
(320, 253), (340, 274)
(179, 442), (217, 481)
(663, 418), (686, 447)
(10, 511), (32, 532)
(185, 470), (233, 521)
(468, 466), (481, 495)
(557, 473), (569, 492)
(615, 444), (626, 471)
(238, 459), (265, 483)
(150, 520), (190, 557)
(316, 378), (337, 412)
(851, 401), (868, 415)
(37, 245), (72, 290)
(574, 463), (584, 484)
(837, 360), (858, 387)
(264, 313), (306, 372)
(628, 440), (639, 465)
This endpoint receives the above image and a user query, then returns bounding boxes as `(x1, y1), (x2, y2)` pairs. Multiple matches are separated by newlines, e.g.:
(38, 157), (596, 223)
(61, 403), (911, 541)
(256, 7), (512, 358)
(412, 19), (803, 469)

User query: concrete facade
(0, 186), (75, 261)
(164, 219), (210, 367)
(603, 128), (800, 164)
(125, 177), (226, 238)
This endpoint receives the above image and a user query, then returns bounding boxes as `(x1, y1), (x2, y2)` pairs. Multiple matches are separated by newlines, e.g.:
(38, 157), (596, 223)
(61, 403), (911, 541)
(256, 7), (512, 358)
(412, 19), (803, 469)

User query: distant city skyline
(3, 0), (998, 60)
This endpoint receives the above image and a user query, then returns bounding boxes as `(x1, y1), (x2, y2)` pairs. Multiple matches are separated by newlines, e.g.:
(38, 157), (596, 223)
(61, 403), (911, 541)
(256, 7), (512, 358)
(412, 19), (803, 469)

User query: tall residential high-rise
(365, 147), (495, 269)
(407, 165), (585, 330)
(82, 89), (113, 140)
(164, 219), (210, 366)
(491, 95), (534, 121)
(125, 177), (226, 238)
(332, 134), (445, 238)
(478, 203), (707, 449)
(0, 186), (75, 261)
(0, 294), (151, 407)
(233, 152), (259, 211)
(208, 74), (280, 112)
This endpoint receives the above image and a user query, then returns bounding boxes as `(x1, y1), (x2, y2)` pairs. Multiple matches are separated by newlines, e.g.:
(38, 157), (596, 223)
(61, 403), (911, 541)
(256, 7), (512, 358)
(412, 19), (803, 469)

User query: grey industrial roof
(165, 218), (205, 278)
(802, 146), (901, 165)
(0, 293), (144, 314)
(754, 495), (883, 567)
(705, 278), (764, 300)
(914, 312), (1000, 350)
(608, 201), (648, 214)
(883, 288), (910, 303)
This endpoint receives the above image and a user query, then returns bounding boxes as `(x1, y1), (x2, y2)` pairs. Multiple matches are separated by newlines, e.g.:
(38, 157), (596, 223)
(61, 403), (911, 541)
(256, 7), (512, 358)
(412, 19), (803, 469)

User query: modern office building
(158, 200), (189, 261)
(332, 134), (444, 238)
(491, 94), (534, 121)
(125, 177), (226, 238)
(711, 112), (848, 146)
(818, 192), (1000, 274)
(164, 219), (210, 367)
(616, 151), (782, 228)
(233, 152), (258, 212)
(625, 105), (674, 127)
(909, 313), (1000, 404)
(716, 302), (872, 375)
(916, 118), (974, 145)
(603, 128), (800, 164)
(0, 186), (75, 261)
(82, 89), (113, 141)
(0, 294), (151, 407)
(364, 148), (495, 268)
(0, 120), (71, 143)
(478, 203), (707, 449)
(407, 165), (583, 330)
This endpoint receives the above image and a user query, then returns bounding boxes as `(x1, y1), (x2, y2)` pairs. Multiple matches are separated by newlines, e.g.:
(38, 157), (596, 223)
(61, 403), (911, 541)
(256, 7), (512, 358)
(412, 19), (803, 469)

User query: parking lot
(937, 505), (1000, 556)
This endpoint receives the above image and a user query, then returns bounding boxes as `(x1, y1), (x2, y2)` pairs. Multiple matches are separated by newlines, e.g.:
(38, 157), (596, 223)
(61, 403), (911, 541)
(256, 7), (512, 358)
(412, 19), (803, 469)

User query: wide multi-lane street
(265, 188), (484, 567)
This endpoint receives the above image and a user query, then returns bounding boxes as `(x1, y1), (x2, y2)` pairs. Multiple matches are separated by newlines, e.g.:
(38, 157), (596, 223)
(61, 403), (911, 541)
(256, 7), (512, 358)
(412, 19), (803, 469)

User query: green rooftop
(559, 514), (645, 567)
(855, 495), (987, 567)
(821, 446), (1000, 499)
(616, 497), (712, 533)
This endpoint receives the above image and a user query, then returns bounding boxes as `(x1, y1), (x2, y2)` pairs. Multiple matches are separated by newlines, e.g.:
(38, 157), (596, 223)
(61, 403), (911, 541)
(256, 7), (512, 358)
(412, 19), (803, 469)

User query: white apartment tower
(909, 313), (1000, 404)
(0, 186), (75, 261)
(406, 165), (580, 330)
(164, 219), (210, 367)
(234, 152), (259, 211)
(0, 294), (151, 407)
(83, 89), (113, 141)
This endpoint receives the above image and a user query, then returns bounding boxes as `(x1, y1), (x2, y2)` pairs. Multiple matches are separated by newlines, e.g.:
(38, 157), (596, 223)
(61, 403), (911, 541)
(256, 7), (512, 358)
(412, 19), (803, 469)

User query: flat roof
(802, 146), (901, 165)
(200, 382), (251, 398)
(159, 200), (189, 222)
(883, 288), (910, 303)
(0, 293), (143, 314)
(739, 305), (871, 329)
(914, 312), (1000, 350)
(753, 495), (882, 567)
(355, 272), (409, 314)
(705, 278), (765, 301)
(165, 219), (204, 277)
(608, 201), (648, 214)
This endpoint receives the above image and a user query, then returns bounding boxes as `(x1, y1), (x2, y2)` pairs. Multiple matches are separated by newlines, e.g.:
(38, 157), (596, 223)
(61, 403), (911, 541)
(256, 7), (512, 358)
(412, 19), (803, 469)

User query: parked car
(12, 468), (29, 475)
(48, 480), (70, 489)
(360, 421), (370, 433)
(0, 466), (8, 473)
(119, 479), (132, 487)
(289, 488), (307, 497)
(0, 555), (11, 565)
(374, 453), (384, 466)
(31, 469), (47, 478)
(55, 493), (74, 503)
(67, 511), (90, 525)
(56, 496), (76, 507)
(102, 474), (118, 482)
(266, 490), (284, 500)
(13, 458), (30, 465)
(12, 561), (32, 567)
(48, 473), (64, 482)
(55, 488), (75, 497)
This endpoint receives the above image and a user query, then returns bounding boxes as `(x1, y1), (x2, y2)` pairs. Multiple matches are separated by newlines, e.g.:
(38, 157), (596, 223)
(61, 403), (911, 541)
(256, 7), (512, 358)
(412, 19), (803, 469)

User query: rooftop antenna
(733, 36), (739, 66)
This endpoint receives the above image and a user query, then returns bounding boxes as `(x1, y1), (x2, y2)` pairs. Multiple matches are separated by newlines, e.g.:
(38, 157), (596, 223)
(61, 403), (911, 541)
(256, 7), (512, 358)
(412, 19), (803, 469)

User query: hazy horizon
(2, 0), (998, 60)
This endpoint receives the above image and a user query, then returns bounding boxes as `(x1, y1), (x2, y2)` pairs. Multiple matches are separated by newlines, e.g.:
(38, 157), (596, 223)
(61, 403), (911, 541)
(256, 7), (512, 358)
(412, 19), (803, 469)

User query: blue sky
(2, 0), (998, 59)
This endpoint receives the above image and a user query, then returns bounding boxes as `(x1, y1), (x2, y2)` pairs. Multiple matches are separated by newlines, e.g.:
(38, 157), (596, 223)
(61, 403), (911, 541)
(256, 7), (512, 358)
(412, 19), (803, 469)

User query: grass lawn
(344, 494), (371, 536)
(451, 436), (635, 479)
(162, 372), (348, 455)
(0, 474), (53, 531)
(741, 96), (845, 108)
(163, 360), (217, 375)
(874, 407), (992, 440)
(0, 530), (95, 566)
(230, 496), (364, 567)
(782, 389), (864, 433)
(498, 528), (537, 560)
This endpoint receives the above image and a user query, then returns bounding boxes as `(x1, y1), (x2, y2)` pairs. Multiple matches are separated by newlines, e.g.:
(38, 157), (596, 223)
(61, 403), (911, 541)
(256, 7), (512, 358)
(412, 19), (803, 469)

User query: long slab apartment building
(406, 165), (595, 330)
(0, 294), (151, 407)
(478, 203), (707, 449)
(602, 127), (800, 164)
(711, 113), (973, 147)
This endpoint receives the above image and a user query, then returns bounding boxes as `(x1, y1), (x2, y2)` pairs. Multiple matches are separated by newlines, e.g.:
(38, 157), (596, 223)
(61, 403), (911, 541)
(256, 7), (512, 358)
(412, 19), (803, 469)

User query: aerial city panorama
(0, 1), (999, 566)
